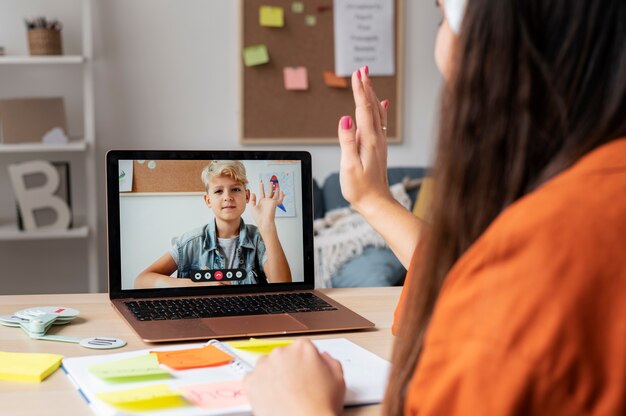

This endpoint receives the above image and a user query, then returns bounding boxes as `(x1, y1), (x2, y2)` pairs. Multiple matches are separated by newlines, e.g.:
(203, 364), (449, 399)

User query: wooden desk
(0, 287), (401, 416)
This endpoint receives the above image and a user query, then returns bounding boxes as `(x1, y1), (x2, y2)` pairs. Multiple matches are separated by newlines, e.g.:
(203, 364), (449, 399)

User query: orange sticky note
(151, 345), (233, 370)
(180, 379), (249, 410)
(323, 71), (349, 88)
(284, 67), (309, 90)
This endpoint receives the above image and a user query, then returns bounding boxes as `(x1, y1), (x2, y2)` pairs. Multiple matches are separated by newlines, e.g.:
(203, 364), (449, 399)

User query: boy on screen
(134, 160), (292, 288)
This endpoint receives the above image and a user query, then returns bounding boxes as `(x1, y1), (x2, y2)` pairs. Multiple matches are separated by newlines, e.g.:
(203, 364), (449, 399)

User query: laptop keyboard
(124, 293), (337, 321)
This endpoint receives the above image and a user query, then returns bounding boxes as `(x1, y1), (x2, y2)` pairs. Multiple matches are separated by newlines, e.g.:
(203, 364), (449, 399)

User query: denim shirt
(170, 219), (267, 285)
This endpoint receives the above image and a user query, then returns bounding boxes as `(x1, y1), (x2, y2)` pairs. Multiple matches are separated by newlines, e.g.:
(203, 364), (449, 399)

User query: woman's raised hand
(338, 66), (392, 214)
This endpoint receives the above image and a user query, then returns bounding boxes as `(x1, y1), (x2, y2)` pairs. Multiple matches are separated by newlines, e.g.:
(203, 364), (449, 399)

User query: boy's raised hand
(249, 179), (285, 232)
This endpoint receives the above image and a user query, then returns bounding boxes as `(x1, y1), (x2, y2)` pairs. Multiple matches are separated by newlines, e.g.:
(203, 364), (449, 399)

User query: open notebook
(62, 338), (390, 415)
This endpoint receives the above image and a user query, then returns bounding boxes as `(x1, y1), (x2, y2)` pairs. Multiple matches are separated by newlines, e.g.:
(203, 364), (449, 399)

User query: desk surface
(0, 287), (401, 416)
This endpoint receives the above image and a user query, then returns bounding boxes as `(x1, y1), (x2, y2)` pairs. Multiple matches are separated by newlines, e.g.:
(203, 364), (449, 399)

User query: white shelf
(0, 141), (87, 153)
(0, 222), (89, 241)
(0, 55), (86, 65)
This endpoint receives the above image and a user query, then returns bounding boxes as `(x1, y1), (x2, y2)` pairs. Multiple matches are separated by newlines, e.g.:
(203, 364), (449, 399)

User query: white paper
(118, 160), (133, 193)
(334, 0), (395, 76)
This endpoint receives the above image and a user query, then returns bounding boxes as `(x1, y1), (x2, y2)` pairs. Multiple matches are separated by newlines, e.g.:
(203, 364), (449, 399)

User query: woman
(244, 0), (626, 414)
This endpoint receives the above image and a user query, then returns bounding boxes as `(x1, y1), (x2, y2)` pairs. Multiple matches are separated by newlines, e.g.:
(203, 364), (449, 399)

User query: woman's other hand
(243, 339), (346, 416)
(338, 65), (392, 214)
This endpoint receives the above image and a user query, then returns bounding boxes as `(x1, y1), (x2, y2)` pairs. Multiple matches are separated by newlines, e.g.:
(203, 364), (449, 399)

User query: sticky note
(151, 345), (233, 370)
(180, 379), (249, 410)
(305, 14), (317, 26)
(292, 2), (304, 13)
(243, 45), (270, 67)
(227, 338), (294, 355)
(323, 71), (349, 88)
(0, 351), (62, 382)
(259, 6), (285, 27)
(88, 354), (170, 382)
(97, 384), (187, 412)
(284, 67), (309, 90)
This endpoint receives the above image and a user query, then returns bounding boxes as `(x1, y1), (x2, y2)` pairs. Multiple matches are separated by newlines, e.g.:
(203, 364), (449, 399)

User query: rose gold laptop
(106, 150), (374, 342)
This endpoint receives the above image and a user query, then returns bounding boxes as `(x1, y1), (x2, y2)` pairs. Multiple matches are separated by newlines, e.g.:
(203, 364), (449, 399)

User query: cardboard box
(0, 97), (67, 144)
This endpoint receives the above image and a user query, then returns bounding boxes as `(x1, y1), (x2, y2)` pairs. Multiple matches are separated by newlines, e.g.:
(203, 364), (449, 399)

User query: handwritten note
(96, 384), (187, 412)
(283, 67), (309, 90)
(259, 6), (285, 27)
(227, 338), (294, 355)
(0, 351), (63, 383)
(334, 0), (395, 76)
(243, 45), (270, 67)
(88, 354), (170, 382)
(151, 345), (233, 370)
(180, 379), (249, 410)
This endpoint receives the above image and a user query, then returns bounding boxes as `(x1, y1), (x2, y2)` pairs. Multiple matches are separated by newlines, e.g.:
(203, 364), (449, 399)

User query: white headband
(445, 0), (467, 34)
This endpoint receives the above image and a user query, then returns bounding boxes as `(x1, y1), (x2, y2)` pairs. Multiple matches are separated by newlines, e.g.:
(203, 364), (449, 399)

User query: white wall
(0, 0), (441, 294)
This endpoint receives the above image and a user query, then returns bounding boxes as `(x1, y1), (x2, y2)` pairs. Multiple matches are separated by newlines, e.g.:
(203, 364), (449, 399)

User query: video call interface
(118, 159), (305, 290)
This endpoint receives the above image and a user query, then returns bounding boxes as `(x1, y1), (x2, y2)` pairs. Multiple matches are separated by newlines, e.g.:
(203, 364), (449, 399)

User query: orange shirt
(394, 138), (626, 415)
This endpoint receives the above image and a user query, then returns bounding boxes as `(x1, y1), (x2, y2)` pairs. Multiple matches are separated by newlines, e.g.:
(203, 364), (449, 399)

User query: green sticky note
(88, 354), (171, 383)
(227, 338), (294, 355)
(304, 14), (317, 26)
(292, 2), (304, 13)
(97, 383), (187, 412)
(243, 45), (270, 67)
(259, 6), (285, 27)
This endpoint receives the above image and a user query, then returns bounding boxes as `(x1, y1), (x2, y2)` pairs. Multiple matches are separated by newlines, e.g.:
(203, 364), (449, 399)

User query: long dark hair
(384, 0), (626, 414)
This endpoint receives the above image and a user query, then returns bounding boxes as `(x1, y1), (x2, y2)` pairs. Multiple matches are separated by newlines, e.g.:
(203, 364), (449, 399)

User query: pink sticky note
(283, 67), (309, 90)
(180, 379), (249, 410)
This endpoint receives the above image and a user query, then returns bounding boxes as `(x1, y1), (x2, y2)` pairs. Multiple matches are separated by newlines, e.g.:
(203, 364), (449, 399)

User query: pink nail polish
(340, 116), (352, 130)
(364, 66), (369, 76)
(383, 100), (389, 109)
(356, 70), (361, 80)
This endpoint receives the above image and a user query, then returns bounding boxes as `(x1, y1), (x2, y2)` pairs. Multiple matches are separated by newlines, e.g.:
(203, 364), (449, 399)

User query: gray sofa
(313, 167), (428, 287)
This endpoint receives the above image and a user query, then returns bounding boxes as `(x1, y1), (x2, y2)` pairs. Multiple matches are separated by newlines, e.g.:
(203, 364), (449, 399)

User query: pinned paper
(88, 354), (171, 382)
(323, 70), (349, 88)
(259, 6), (285, 27)
(0, 351), (62, 382)
(227, 338), (294, 355)
(151, 345), (233, 370)
(305, 14), (317, 26)
(180, 379), (248, 410)
(243, 45), (270, 67)
(97, 384), (187, 412)
(292, 2), (304, 13)
(283, 67), (309, 90)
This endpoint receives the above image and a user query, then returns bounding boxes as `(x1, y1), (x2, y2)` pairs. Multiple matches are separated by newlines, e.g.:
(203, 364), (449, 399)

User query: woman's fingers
(361, 66), (383, 132)
(338, 115), (360, 170)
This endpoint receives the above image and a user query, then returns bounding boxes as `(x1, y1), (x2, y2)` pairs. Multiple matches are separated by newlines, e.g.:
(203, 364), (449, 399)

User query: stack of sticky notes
(227, 338), (294, 355)
(0, 351), (63, 382)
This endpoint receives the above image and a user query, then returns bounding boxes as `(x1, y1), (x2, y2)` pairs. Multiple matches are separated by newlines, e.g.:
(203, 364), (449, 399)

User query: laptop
(106, 150), (374, 342)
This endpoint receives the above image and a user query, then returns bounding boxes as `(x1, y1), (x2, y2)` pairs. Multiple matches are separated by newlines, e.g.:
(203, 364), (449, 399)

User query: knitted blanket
(313, 183), (412, 288)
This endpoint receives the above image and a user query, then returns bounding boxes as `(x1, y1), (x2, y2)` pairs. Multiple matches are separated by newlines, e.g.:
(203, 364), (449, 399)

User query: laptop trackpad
(205, 315), (307, 335)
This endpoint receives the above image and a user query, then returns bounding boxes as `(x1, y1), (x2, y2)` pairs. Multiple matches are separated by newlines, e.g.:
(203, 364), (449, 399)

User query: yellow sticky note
(227, 338), (294, 355)
(97, 384), (187, 412)
(259, 6), (285, 27)
(0, 351), (63, 382)
(284, 67), (309, 90)
(88, 354), (171, 382)
(243, 45), (270, 67)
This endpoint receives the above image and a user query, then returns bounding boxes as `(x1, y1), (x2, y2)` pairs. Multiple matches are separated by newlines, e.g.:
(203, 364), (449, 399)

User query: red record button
(214, 271), (223, 280)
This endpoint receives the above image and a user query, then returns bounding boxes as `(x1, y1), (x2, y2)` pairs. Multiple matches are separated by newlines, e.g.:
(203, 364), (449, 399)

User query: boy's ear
(245, 189), (250, 202)
(203, 192), (211, 208)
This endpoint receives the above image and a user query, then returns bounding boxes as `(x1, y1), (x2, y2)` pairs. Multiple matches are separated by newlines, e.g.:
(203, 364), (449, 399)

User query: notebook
(106, 150), (374, 342)
(62, 338), (391, 415)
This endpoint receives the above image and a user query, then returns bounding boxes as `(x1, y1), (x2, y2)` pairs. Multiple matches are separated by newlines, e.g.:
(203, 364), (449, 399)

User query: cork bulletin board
(240, 0), (404, 144)
(132, 160), (209, 193)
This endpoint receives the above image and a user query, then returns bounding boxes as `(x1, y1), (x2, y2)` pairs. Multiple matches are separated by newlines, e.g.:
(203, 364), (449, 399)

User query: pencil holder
(27, 28), (63, 55)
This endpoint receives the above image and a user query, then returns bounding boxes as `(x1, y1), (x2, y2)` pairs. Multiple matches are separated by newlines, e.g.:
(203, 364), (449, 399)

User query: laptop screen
(106, 151), (314, 297)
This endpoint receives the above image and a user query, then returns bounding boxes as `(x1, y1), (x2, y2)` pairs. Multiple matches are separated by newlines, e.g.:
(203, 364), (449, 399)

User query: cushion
(330, 246), (406, 287)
